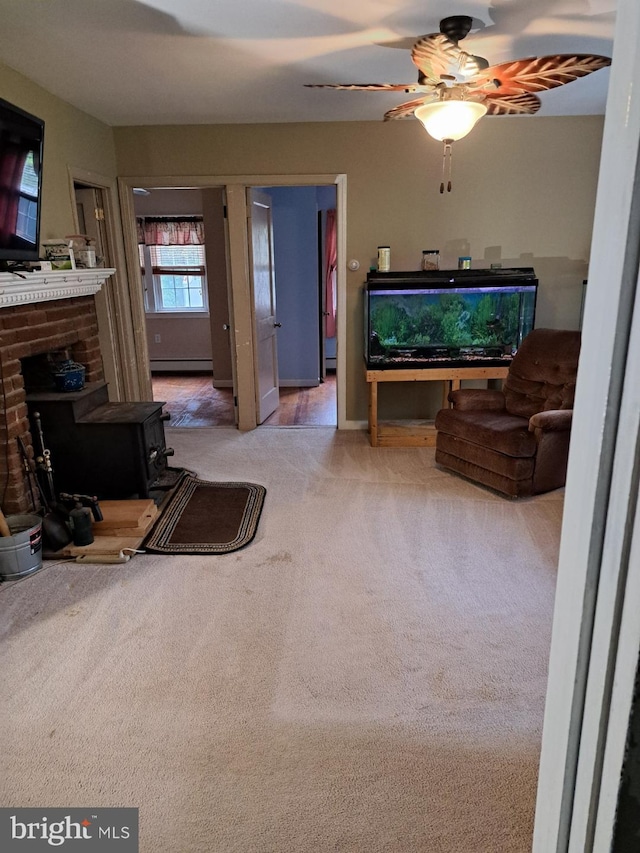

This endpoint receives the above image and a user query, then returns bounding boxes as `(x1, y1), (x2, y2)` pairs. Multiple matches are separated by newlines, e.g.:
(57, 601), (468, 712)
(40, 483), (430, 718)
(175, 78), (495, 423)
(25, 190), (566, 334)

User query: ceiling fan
(306, 15), (611, 192)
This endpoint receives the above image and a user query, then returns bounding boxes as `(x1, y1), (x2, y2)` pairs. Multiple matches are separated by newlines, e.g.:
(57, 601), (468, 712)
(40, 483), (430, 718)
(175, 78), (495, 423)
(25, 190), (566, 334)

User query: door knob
(274, 322), (282, 328)
(222, 323), (230, 330)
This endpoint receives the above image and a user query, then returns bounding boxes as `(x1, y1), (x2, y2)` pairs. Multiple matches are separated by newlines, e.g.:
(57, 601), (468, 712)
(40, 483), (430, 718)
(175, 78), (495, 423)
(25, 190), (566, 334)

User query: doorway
(74, 185), (117, 396)
(132, 186), (237, 427)
(254, 184), (338, 428)
(118, 174), (346, 430)
(123, 180), (338, 428)
(71, 172), (139, 401)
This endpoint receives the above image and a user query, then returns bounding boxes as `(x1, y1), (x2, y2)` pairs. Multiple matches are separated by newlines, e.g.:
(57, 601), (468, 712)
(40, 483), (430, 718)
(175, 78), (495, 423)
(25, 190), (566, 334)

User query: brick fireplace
(0, 271), (113, 514)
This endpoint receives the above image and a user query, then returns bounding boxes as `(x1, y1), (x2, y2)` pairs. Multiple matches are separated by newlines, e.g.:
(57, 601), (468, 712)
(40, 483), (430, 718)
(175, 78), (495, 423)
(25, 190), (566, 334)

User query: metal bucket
(0, 514), (43, 580)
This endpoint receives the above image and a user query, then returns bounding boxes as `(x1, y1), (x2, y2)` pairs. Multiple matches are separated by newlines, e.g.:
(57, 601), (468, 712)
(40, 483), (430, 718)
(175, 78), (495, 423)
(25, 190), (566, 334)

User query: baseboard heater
(150, 359), (213, 373)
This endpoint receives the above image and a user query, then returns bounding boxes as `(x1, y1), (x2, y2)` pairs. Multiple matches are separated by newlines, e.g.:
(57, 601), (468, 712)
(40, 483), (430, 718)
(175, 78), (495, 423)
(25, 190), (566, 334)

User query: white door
(247, 188), (279, 423)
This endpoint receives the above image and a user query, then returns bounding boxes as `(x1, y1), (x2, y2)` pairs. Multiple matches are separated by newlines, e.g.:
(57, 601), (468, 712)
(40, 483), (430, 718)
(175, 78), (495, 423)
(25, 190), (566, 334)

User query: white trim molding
(0, 268), (116, 307)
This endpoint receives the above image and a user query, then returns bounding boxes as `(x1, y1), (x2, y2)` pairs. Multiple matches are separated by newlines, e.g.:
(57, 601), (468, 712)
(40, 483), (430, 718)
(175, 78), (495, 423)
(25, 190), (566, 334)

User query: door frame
(118, 173), (347, 429)
(533, 0), (640, 848)
(68, 167), (140, 401)
(317, 209), (327, 382)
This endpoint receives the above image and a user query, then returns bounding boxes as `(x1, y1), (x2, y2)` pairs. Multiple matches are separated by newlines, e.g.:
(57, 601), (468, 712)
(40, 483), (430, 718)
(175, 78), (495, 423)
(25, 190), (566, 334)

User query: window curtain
(136, 216), (205, 246)
(324, 209), (337, 338)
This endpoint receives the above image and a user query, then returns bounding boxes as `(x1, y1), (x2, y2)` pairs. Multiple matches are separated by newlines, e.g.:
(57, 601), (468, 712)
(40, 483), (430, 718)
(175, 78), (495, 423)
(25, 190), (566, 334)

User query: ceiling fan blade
(483, 92), (542, 115)
(411, 34), (460, 82)
(472, 54), (611, 96)
(411, 33), (487, 83)
(384, 97), (433, 121)
(304, 82), (423, 92)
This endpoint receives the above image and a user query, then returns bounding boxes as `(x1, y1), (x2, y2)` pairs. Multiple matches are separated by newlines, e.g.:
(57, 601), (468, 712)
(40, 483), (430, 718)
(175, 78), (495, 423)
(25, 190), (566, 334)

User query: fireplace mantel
(0, 268), (116, 307)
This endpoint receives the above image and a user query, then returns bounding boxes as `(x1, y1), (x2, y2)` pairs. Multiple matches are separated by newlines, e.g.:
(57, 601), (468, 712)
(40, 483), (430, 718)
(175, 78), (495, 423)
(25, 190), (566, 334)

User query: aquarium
(364, 268), (538, 369)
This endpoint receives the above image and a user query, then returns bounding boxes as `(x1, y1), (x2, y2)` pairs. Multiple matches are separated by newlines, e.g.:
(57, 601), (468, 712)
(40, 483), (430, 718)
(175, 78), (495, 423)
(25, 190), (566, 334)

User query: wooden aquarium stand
(364, 365), (509, 447)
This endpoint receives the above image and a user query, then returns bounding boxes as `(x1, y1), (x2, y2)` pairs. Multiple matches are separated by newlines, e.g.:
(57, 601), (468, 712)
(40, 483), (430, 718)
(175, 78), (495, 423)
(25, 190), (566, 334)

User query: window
(16, 152), (38, 244)
(138, 221), (208, 315)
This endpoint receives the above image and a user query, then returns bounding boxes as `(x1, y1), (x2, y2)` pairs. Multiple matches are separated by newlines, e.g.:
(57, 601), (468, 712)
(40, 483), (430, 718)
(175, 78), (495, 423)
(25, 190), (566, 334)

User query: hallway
(152, 373), (336, 427)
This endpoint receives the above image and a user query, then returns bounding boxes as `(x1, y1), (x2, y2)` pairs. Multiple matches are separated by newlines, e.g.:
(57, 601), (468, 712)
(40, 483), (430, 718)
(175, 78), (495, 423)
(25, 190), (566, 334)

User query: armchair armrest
(449, 388), (506, 411)
(529, 409), (573, 432)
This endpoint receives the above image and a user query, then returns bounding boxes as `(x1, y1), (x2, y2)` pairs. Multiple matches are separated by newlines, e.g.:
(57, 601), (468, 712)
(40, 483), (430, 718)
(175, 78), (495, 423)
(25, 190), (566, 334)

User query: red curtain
(0, 144), (27, 244)
(137, 217), (205, 246)
(324, 209), (337, 338)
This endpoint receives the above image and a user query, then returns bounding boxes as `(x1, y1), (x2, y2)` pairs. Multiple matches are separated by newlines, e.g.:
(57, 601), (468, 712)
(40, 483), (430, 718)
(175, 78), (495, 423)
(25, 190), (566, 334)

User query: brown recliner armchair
(434, 329), (581, 497)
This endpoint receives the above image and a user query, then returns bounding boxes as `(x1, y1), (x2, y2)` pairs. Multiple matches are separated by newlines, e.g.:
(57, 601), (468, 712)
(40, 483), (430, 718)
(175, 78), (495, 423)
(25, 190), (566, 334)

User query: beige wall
(0, 64), (603, 423)
(145, 315), (211, 361)
(0, 62), (117, 241)
(114, 117), (604, 421)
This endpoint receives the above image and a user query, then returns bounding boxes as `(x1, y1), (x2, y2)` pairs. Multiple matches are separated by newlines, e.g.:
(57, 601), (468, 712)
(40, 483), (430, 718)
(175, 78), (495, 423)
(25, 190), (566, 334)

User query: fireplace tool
(20, 419), (72, 551)
(17, 435), (51, 513)
(59, 493), (103, 547)
(32, 411), (56, 508)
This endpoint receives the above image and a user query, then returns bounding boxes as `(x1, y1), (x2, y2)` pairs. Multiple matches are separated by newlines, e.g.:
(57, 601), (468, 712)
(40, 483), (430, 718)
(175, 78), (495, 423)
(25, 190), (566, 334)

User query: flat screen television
(0, 97), (44, 265)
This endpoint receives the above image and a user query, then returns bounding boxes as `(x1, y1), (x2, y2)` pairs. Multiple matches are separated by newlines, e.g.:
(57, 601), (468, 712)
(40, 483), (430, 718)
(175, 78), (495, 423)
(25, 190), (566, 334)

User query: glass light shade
(414, 100), (488, 141)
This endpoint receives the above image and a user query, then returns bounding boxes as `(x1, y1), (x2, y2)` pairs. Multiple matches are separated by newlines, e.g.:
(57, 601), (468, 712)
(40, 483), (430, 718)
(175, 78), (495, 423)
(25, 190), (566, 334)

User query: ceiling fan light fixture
(414, 100), (488, 141)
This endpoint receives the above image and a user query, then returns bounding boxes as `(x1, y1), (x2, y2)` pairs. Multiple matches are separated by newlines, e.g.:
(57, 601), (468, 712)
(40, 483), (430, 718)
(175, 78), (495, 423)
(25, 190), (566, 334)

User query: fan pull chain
(440, 140), (453, 193)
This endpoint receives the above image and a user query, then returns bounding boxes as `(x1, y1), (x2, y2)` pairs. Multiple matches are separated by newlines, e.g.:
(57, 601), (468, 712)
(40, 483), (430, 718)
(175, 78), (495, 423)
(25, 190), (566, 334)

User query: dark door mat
(143, 475), (266, 554)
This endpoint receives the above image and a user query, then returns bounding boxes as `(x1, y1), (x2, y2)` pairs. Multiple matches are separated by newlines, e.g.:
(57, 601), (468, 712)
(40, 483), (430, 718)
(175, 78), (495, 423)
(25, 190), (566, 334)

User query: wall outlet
(154, 334), (161, 343)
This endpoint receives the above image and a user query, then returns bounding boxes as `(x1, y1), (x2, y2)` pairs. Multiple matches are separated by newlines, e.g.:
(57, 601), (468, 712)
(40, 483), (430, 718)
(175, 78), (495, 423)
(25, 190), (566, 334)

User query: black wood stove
(25, 382), (174, 500)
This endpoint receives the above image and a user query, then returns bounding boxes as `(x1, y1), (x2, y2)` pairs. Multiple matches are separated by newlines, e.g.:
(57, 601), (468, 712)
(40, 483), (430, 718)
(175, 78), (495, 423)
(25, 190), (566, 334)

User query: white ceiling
(0, 0), (616, 127)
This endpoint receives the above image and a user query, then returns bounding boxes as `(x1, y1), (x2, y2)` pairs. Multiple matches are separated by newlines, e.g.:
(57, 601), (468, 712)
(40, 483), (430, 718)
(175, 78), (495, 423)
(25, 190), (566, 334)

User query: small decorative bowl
(53, 360), (86, 392)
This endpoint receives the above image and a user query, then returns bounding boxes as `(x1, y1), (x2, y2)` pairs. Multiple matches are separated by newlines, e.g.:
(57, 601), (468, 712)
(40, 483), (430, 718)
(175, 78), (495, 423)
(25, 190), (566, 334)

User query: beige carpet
(0, 427), (562, 853)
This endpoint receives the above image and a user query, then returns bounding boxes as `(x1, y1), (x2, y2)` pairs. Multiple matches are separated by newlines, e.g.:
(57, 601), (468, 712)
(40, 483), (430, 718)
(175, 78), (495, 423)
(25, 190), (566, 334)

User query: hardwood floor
(262, 376), (336, 426)
(152, 375), (235, 427)
(152, 373), (336, 427)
